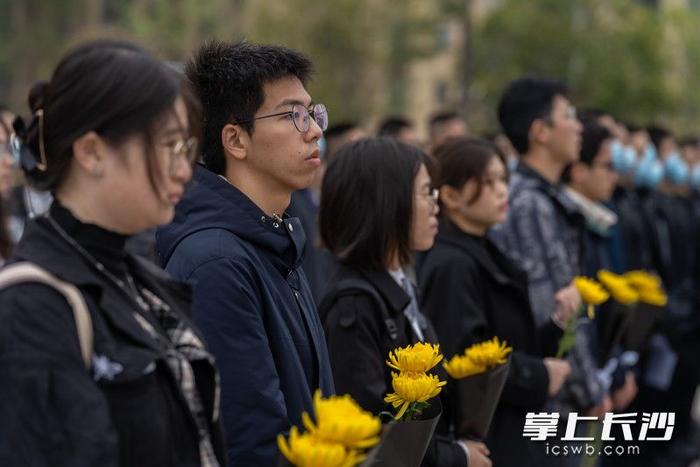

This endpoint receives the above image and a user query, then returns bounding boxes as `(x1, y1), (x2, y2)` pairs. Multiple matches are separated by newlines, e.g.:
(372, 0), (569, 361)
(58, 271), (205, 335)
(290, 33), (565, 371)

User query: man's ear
(222, 123), (248, 162)
(529, 119), (551, 147)
(72, 131), (105, 177)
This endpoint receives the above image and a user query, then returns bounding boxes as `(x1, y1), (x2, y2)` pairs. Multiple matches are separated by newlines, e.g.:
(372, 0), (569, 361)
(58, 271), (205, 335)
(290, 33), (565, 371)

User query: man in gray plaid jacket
(491, 76), (610, 427)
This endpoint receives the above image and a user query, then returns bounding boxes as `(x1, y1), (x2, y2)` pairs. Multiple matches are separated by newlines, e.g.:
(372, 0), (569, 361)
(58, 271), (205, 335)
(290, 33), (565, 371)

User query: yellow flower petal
(277, 426), (365, 467)
(386, 342), (443, 373)
(574, 276), (610, 305)
(624, 270), (662, 291)
(597, 270), (638, 305)
(384, 372), (445, 418)
(443, 337), (512, 379)
(638, 288), (668, 307)
(302, 390), (381, 450)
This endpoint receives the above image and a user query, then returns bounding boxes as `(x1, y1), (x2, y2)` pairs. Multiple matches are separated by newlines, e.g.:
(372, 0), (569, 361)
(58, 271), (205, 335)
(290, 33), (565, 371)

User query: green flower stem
(556, 304), (586, 358)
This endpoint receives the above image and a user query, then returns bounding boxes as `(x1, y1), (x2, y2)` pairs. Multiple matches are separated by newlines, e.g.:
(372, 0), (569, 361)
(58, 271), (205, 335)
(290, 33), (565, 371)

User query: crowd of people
(0, 37), (698, 467)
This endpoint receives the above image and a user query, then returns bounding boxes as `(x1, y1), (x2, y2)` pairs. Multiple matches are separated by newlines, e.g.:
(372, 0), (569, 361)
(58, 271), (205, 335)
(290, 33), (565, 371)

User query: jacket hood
(156, 165), (307, 269)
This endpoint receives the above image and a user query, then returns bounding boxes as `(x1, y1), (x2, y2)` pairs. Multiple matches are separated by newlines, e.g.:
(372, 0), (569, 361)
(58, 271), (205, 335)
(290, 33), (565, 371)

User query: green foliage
(471, 0), (697, 132)
(1, 0), (699, 134)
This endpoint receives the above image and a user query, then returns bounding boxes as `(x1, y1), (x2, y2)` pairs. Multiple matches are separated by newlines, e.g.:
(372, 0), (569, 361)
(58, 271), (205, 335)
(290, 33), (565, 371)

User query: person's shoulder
(0, 281), (81, 338)
(509, 183), (555, 215)
(423, 241), (479, 274)
(175, 228), (258, 266)
(320, 271), (383, 315)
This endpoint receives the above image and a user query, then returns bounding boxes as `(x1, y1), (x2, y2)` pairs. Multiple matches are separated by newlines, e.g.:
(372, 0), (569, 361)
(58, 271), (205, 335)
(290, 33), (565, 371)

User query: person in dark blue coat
(156, 41), (334, 466)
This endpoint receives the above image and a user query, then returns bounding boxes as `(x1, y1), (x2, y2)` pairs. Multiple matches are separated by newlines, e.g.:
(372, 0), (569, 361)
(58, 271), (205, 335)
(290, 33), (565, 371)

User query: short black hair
(497, 75), (568, 155)
(679, 135), (700, 148)
(320, 137), (427, 271)
(647, 125), (673, 151)
(378, 116), (414, 137)
(324, 122), (360, 140)
(186, 41), (313, 175)
(429, 111), (462, 137)
(433, 137), (507, 205)
(561, 118), (611, 183)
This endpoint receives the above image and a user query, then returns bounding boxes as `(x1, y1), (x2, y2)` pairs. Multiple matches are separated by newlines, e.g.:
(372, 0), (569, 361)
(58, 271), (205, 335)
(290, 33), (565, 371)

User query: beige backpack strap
(0, 262), (93, 369)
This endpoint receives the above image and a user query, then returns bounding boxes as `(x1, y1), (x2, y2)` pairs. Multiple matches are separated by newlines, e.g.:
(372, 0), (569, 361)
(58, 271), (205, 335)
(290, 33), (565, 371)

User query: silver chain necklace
(45, 214), (150, 312)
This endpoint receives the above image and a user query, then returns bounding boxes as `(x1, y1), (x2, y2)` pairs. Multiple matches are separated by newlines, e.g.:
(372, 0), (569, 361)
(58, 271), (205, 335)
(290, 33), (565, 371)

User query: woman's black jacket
(419, 221), (563, 467)
(0, 214), (226, 467)
(319, 263), (468, 467)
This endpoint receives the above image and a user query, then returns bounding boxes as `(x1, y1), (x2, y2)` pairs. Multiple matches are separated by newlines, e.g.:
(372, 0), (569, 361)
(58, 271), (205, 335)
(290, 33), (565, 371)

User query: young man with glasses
(491, 76), (613, 464)
(156, 41), (334, 466)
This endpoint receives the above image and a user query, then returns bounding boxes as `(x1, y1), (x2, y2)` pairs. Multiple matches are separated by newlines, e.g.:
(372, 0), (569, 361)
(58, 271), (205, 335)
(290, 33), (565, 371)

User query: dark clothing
(156, 166), (334, 466)
(490, 163), (584, 324)
(0, 203), (226, 467)
(581, 227), (614, 278)
(419, 221), (562, 467)
(319, 263), (468, 467)
(490, 163), (605, 413)
(287, 189), (333, 301)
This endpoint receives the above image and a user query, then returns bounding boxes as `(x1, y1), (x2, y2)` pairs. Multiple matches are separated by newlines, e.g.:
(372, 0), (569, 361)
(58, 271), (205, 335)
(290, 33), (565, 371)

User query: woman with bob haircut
(0, 40), (225, 466)
(419, 137), (572, 467)
(318, 137), (491, 467)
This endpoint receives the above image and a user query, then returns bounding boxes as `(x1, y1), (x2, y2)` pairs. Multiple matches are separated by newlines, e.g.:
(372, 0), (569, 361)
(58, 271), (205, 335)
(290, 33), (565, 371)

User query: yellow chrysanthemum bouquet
(556, 270), (668, 359)
(620, 270), (668, 352)
(278, 390), (381, 467)
(348, 342), (447, 467)
(443, 337), (513, 439)
(556, 276), (610, 358)
(384, 342), (446, 421)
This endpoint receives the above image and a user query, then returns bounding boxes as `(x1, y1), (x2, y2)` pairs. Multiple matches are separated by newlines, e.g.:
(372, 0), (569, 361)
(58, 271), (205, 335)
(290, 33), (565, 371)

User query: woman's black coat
(419, 221), (563, 467)
(319, 263), (468, 467)
(0, 217), (226, 467)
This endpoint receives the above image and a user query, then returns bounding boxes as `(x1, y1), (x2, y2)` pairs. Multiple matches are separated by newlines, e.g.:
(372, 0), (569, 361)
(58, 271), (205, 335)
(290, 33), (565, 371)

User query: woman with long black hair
(0, 40), (225, 466)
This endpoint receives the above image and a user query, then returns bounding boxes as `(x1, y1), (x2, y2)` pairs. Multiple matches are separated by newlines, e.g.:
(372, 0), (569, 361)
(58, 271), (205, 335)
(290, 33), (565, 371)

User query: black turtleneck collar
(49, 201), (129, 277)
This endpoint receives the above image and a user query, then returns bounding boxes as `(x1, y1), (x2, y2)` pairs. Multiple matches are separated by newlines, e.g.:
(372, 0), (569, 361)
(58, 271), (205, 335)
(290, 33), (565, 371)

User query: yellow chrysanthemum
(302, 391), (381, 449)
(598, 270), (639, 306)
(386, 342), (443, 374)
(574, 276), (610, 305)
(443, 337), (512, 379)
(465, 337), (512, 368)
(384, 372), (446, 420)
(443, 353), (486, 379)
(624, 270), (662, 291)
(573, 276), (610, 318)
(637, 288), (668, 307)
(277, 426), (366, 467)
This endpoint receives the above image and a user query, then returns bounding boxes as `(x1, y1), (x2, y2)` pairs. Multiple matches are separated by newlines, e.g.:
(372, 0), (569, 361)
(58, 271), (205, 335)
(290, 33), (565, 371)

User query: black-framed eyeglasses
(235, 103), (328, 133)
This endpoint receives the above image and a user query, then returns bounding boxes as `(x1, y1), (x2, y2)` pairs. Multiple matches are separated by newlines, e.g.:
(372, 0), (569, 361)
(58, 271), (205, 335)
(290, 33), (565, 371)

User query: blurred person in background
(420, 137), (571, 467)
(319, 137), (492, 467)
(491, 77), (611, 463)
(378, 115), (421, 146)
(0, 39), (225, 466)
(562, 117), (638, 412)
(492, 133), (518, 172)
(428, 111), (468, 151)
